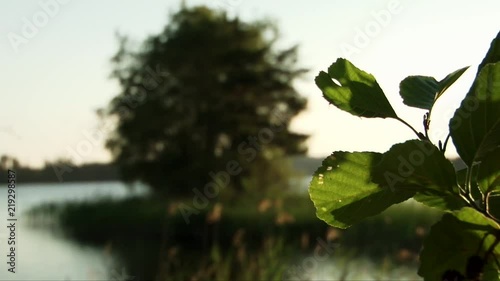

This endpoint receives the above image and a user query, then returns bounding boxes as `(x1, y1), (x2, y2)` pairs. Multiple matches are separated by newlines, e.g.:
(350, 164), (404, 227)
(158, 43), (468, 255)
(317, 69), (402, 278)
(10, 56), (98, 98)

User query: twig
(395, 117), (426, 140)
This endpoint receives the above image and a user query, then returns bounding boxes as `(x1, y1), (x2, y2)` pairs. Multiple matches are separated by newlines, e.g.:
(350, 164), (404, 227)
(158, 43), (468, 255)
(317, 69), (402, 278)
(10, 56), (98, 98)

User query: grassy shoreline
(26, 195), (442, 280)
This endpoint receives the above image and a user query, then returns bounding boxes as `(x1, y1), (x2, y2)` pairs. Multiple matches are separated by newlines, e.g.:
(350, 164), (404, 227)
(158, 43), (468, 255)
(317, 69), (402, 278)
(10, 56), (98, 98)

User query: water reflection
(0, 223), (115, 280)
(305, 257), (420, 280)
(0, 182), (146, 280)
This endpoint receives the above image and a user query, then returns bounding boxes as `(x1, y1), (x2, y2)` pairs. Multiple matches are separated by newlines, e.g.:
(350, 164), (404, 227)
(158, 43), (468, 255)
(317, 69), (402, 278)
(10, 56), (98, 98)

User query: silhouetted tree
(104, 6), (308, 196)
(0, 155), (19, 170)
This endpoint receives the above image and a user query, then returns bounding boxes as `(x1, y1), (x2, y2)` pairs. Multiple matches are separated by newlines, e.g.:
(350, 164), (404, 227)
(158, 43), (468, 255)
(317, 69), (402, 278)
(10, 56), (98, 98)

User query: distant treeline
(4, 156), (321, 184)
(0, 155), (119, 183)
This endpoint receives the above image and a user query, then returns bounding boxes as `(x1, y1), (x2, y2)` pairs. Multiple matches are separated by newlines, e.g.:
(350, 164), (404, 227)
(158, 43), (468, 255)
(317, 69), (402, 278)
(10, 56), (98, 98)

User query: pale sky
(1, 0), (499, 167)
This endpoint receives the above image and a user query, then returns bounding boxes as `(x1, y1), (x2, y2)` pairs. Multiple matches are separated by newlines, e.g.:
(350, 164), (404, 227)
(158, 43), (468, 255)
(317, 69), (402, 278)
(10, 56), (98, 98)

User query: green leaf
(399, 66), (468, 110)
(399, 76), (438, 110)
(413, 191), (465, 211)
(478, 31), (500, 71)
(308, 151), (414, 229)
(315, 58), (398, 119)
(436, 66), (469, 100)
(478, 147), (500, 194)
(418, 207), (500, 281)
(450, 63), (500, 166)
(371, 140), (461, 210)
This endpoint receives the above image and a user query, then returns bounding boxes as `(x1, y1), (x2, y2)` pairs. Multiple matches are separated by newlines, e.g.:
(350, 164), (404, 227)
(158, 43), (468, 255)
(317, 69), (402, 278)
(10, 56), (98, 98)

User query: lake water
(0, 181), (421, 280)
(0, 181), (148, 280)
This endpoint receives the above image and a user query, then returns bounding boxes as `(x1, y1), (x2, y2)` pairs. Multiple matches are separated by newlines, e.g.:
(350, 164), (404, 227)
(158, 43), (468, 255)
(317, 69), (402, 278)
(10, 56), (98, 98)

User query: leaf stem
(423, 112), (430, 140)
(465, 166), (475, 203)
(486, 192), (492, 217)
(485, 192), (500, 225)
(441, 134), (451, 153)
(489, 191), (500, 197)
(395, 117), (425, 140)
(464, 167), (500, 226)
(459, 191), (473, 205)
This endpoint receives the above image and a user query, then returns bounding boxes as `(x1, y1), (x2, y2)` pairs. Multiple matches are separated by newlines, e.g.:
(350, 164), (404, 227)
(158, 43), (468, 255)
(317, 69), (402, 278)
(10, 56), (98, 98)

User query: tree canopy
(104, 6), (308, 196)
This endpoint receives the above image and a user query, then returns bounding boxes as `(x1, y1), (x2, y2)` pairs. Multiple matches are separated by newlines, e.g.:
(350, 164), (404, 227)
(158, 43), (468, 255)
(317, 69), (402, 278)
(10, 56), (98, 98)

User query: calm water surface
(0, 181), (147, 280)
